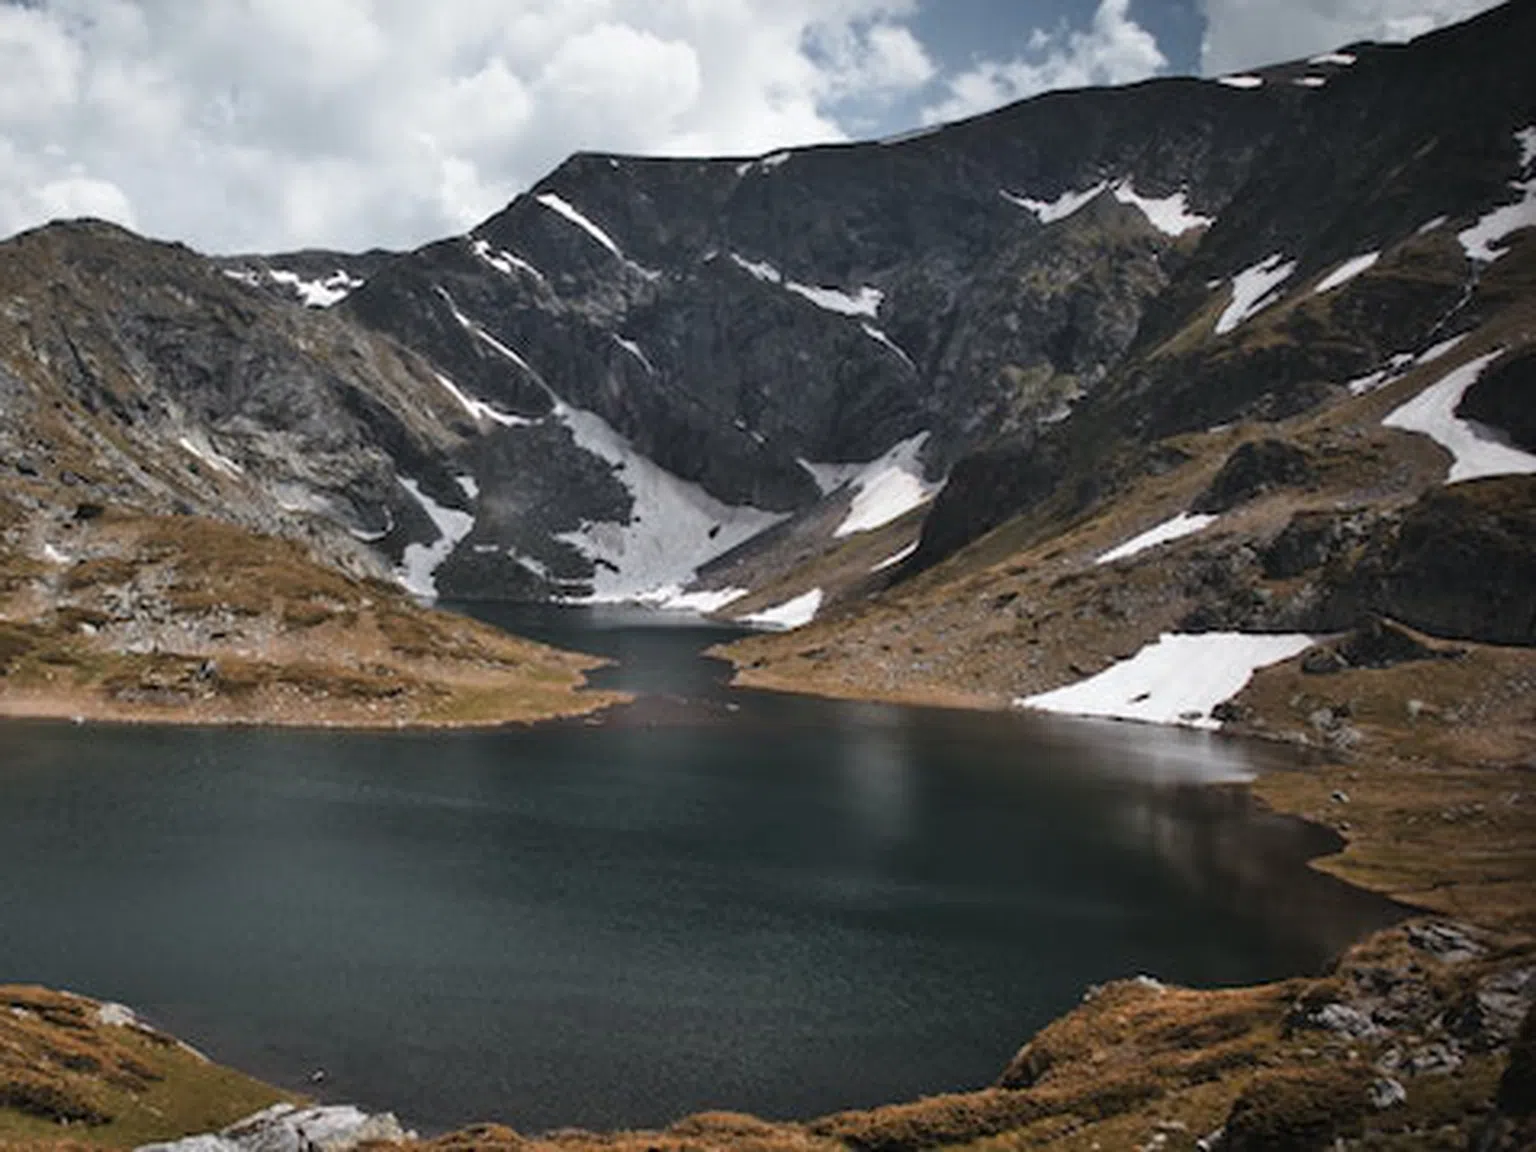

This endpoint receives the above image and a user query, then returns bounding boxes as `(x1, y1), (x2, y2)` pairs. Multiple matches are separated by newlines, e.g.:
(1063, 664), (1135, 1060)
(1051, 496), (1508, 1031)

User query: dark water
(0, 605), (1403, 1132)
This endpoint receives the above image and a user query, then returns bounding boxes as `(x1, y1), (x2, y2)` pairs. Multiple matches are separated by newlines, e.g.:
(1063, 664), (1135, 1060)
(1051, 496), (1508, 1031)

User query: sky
(0, 0), (1506, 254)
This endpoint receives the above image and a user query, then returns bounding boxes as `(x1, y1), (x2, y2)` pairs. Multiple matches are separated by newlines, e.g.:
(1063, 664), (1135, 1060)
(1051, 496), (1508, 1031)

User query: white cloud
(0, 0), (932, 253)
(34, 173), (137, 227)
(1200, 0), (1504, 76)
(921, 0), (1165, 125)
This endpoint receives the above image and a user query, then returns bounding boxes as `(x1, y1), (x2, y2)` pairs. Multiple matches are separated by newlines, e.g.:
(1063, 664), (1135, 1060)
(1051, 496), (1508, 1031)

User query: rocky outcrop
(1455, 348), (1535, 451)
(138, 1102), (412, 1152)
(1192, 439), (1314, 514)
(1373, 477), (1536, 646)
(909, 0), (1536, 575)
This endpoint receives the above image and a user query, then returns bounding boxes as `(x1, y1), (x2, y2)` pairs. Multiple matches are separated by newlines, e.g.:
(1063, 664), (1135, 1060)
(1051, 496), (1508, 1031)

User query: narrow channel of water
(0, 605), (1404, 1132)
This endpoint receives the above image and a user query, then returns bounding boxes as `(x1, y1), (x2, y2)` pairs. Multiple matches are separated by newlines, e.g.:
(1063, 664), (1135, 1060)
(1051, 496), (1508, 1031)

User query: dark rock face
(1375, 477), (1536, 646)
(913, 0), (1536, 572)
(1192, 439), (1314, 514)
(0, 220), (467, 582)
(1302, 617), (1463, 675)
(1456, 350), (1536, 451)
(1175, 479), (1536, 647)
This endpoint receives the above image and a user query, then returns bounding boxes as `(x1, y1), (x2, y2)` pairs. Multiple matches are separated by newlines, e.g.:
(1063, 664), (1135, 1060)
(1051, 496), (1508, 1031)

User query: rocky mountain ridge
(4, 4), (1534, 617)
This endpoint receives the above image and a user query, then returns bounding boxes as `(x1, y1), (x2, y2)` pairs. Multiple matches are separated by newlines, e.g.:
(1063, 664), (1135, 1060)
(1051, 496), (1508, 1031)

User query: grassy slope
(0, 987), (293, 1149)
(0, 507), (622, 729)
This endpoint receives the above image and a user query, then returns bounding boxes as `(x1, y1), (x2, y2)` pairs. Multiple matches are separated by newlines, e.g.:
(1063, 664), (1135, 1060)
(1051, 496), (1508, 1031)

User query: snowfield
(1017, 632), (1317, 729)
(1382, 350), (1536, 483)
(828, 434), (942, 538)
(1096, 512), (1217, 565)
(554, 406), (788, 603)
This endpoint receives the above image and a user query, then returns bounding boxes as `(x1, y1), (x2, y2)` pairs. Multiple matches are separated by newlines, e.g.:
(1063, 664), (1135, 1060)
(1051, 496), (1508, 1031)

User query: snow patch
(349, 509), (393, 544)
(1417, 333), (1467, 366)
(1096, 512), (1218, 565)
(470, 238), (547, 286)
(728, 252), (883, 318)
(786, 281), (883, 318)
(42, 543), (69, 565)
(1347, 341), (1463, 396)
(1293, 75), (1327, 88)
(736, 150), (793, 176)
(1458, 127), (1536, 262)
(1308, 51), (1356, 65)
(1111, 182), (1212, 236)
(1217, 74), (1263, 89)
(266, 268), (363, 308)
(1017, 632), (1317, 729)
(1417, 215), (1449, 234)
(831, 433), (941, 537)
(730, 253), (781, 283)
(552, 406), (787, 602)
(1383, 350), (1536, 484)
(1215, 253), (1296, 335)
(1001, 182), (1107, 224)
(869, 541), (919, 573)
(741, 589), (823, 631)
(177, 434), (243, 477)
(396, 476), (474, 600)
(433, 371), (534, 427)
(1313, 251), (1380, 295)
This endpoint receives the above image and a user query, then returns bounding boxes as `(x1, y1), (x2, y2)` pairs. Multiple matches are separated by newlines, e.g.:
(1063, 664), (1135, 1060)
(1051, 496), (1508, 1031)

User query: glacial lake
(0, 605), (1405, 1133)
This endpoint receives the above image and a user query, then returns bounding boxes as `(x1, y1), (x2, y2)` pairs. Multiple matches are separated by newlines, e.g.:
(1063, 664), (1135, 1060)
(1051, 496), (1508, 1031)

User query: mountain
(0, 221), (611, 727)
(1, 1), (1533, 636)
(321, 0), (1536, 608)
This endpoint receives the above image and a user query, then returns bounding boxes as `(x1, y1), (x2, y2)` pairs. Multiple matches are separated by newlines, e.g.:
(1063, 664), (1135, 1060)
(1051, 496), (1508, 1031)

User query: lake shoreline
(4, 614), (1531, 1150)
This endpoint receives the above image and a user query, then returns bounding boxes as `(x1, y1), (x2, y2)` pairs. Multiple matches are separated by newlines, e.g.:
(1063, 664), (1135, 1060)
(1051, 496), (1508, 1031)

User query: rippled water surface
(0, 605), (1403, 1131)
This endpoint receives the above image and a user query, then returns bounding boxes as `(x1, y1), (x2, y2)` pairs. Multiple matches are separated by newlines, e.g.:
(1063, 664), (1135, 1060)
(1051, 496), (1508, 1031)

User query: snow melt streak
(1018, 632), (1316, 729)
(1382, 351), (1536, 484)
